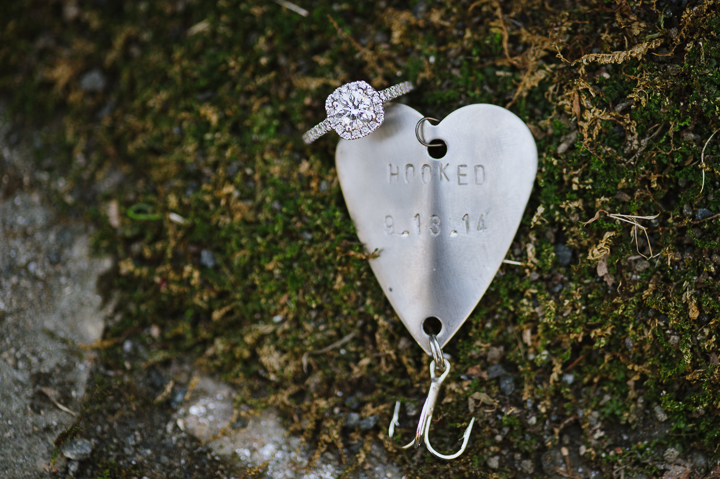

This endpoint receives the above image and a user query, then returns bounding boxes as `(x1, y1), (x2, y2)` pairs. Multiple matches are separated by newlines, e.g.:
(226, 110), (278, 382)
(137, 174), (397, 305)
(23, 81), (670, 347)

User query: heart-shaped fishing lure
(336, 103), (537, 354)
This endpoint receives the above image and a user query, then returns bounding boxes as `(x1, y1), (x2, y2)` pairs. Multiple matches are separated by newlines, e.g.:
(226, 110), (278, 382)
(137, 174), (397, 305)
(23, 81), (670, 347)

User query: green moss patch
(2, 0), (720, 476)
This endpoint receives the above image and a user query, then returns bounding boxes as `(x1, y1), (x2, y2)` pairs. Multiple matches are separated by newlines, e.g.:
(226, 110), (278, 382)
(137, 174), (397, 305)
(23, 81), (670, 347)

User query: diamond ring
(303, 80), (413, 144)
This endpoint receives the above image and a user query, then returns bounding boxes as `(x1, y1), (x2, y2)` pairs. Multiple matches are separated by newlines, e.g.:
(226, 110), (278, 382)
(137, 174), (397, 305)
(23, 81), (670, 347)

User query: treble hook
(389, 358), (475, 460)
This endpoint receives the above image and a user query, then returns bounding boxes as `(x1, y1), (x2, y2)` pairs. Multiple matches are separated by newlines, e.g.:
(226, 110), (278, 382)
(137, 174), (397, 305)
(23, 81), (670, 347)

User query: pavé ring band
(303, 80), (414, 144)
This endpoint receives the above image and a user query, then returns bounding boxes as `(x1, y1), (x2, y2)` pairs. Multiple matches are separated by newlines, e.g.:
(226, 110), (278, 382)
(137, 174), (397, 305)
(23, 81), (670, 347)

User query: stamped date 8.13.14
(384, 212), (488, 238)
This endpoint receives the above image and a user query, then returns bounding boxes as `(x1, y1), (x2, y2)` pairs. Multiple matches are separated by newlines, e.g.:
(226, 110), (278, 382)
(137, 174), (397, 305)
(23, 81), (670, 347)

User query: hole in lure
(427, 139), (447, 159)
(422, 316), (443, 336)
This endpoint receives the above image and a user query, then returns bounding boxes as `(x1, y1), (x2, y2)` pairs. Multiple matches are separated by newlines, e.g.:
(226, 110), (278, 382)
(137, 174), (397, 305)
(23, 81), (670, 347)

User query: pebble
(696, 208), (714, 220)
(554, 244), (573, 266)
(200, 249), (216, 268)
(345, 412), (360, 428)
(61, 438), (93, 461)
(499, 376), (515, 395)
(487, 346), (504, 364)
(557, 131), (577, 154)
(359, 415), (378, 430)
(412, 1), (427, 19)
(520, 459), (534, 474)
(663, 447), (679, 463)
(344, 396), (360, 410)
(635, 260), (650, 272)
(487, 456), (500, 469)
(682, 204), (693, 218)
(654, 405), (668, 422)
(487, 364), (507, 379)
(79, 69), (106, 92)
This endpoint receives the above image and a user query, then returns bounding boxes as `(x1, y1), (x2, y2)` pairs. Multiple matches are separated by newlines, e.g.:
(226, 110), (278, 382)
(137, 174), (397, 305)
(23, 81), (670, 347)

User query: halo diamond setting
(303, 80), (413, 144)
(326, 81), (384, 140)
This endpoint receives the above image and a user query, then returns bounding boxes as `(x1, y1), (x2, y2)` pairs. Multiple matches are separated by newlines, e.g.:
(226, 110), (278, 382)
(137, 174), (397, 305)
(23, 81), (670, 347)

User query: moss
(3, 0), (720, 476)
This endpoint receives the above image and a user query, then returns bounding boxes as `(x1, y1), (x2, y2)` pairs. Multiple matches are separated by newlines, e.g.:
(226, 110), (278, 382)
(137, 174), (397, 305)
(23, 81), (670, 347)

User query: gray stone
(520, 459), (534, 474)
(346, 412), (360, 428)
(500, 375), (515, 395)
(683, 203), (693, 217)
(359, 414), (379, 430)
(487, 364), (507, 379)
(344, 396), (360, 410)
(635, 259), (650, 272)
(696, 208), (714, 220)
(200, 249), (216, 268)
(61, 438), (93, 461)
(654, 405), (668, 422)
(554, 244), (573, 266)
(487, 456), (500, 469)
(663, 447), (680, 463)
(79, 69), (106, 92)
(487, 346), (504, 364)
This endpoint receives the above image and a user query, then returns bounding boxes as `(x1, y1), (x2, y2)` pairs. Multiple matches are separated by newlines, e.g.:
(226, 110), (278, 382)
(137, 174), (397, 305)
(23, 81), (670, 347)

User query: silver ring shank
(378, 81), (414, 102)
(302, 119), (332, 144)
(303, 81), (413, 144)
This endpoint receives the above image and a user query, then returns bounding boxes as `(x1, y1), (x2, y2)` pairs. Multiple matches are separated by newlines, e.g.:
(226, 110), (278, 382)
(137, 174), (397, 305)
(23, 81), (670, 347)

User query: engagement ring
(303, 80), (413, 144)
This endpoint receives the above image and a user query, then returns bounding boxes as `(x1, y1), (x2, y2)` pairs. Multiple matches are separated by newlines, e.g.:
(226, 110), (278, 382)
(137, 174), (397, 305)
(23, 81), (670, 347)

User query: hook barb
(388, 401), (401, 437)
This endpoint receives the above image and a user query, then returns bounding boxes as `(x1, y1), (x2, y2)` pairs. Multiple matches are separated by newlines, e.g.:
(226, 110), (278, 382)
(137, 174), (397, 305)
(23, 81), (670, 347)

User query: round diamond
(327, 81), (383, 140)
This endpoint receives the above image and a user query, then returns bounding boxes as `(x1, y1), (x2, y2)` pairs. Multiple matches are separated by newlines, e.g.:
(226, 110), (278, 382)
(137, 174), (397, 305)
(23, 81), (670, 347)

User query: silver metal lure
(334, 102), (537, 459)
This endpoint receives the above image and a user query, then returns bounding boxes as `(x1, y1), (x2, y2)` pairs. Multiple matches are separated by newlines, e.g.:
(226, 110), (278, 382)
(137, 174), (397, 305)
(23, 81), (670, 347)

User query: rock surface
(176, 375), (404, 479)
(0, 108), (113, 477)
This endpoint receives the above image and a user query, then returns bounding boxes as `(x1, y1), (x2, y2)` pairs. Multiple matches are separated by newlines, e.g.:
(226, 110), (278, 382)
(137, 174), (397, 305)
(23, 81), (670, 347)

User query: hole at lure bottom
(422, 316), (443, 336)
(427, 139), (447, 159)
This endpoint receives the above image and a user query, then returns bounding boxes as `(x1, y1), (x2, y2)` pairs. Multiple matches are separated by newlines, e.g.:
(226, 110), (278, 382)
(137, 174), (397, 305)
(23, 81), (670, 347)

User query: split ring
(415, 117), (439, 147)
(428, 334), (446, 371)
